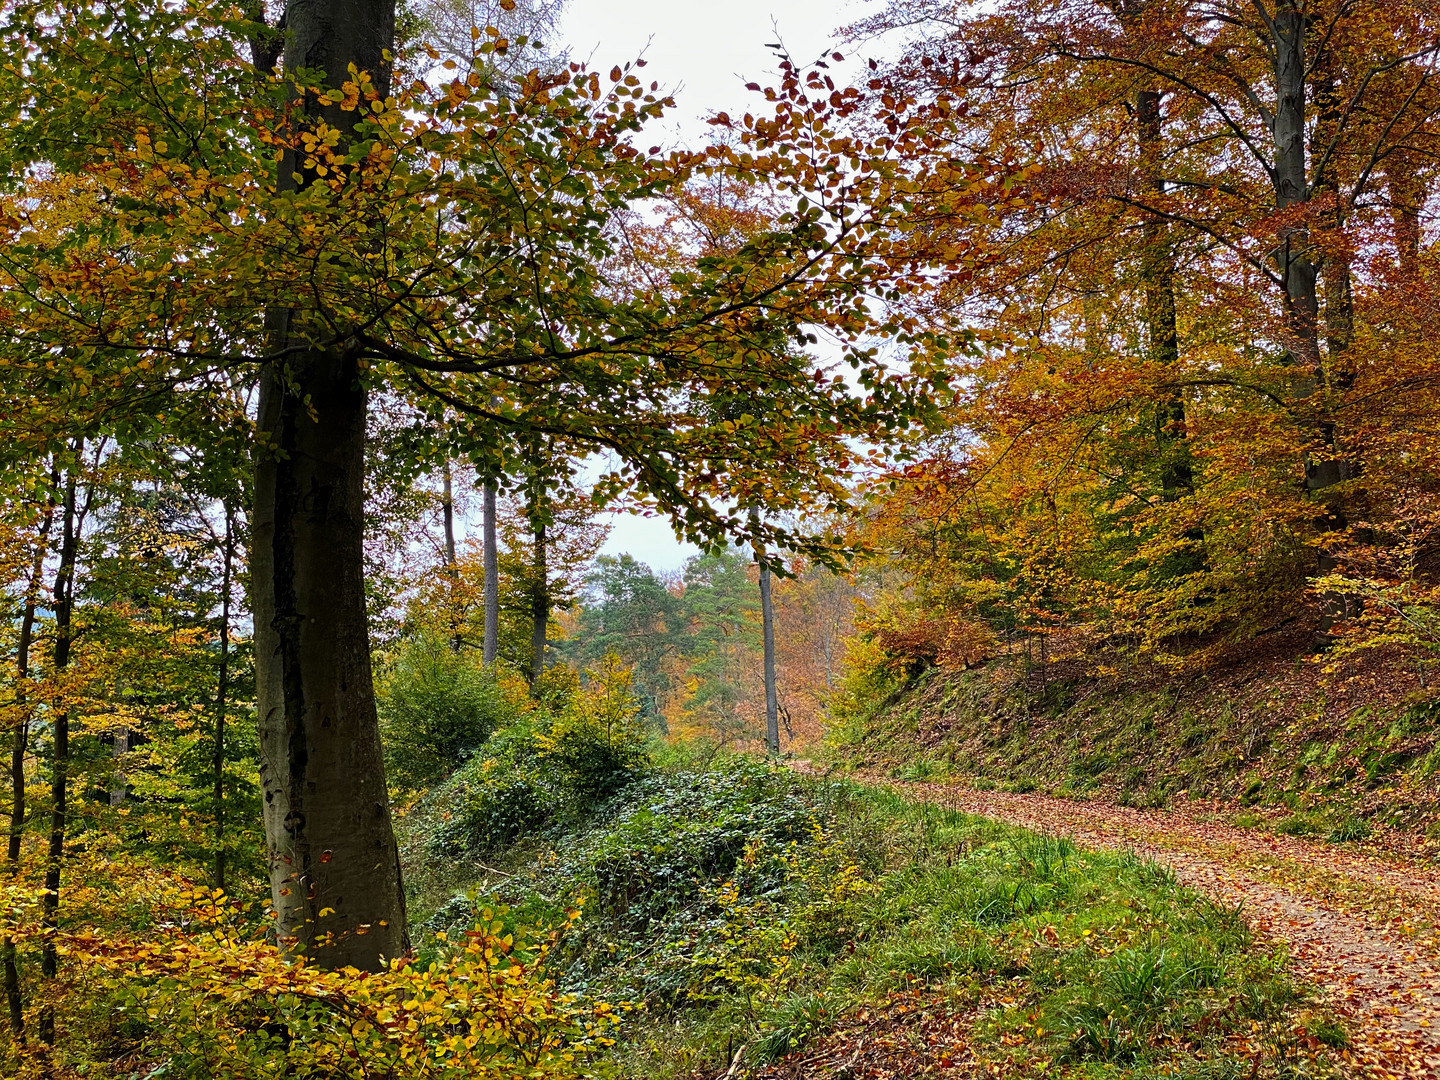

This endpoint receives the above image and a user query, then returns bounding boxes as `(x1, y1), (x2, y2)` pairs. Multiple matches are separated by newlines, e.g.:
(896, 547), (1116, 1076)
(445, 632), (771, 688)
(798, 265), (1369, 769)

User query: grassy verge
(400, 753), (1345, 1079)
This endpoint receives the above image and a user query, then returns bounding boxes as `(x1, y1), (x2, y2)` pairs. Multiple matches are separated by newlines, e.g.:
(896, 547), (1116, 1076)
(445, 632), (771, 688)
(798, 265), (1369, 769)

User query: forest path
(869, 778), (1440, 1079)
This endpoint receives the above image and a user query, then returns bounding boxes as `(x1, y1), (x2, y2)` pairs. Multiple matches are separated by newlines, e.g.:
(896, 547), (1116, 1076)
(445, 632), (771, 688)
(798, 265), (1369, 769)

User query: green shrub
(378, 638), (524, 787)
(538, 658), (649, 805)
(429, 761), (551, 857)
(413, 659), (653, 862)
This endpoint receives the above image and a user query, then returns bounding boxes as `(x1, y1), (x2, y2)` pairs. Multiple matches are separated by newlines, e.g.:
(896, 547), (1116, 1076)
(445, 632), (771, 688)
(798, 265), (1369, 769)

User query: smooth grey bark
(530, 515), (547, 686)
(3, 477), (55, 1040)
(1271, 0), (1321, 375)
(441, 460), (458, 574)
(441, 459), (461, 650)
(1135, 86), (1192, 499)
(482, 480), (499, 665)
(253, 0), (406, 972)
(39, 457), (82, 1046)
(758, 559), (779, 755)
(213, 505), (234, 893)
(254, 350), (407, 970)
(1313, 57), (1356, 377)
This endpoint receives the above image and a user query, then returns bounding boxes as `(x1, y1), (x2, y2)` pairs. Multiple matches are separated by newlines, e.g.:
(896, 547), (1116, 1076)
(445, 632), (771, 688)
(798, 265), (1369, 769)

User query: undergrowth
(401, 746), (1344, 1079)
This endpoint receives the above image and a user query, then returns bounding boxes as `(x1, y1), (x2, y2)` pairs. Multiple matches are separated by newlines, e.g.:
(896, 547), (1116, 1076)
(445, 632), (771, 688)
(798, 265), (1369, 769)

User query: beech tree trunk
(759, 560), (779, 755)
(1309, 50), (1363, 637)
(483, 480), (499, 665)
(441, 460), (457, 573)
(441, 460), (461, 650)
(1135, 86), (1192, 499)
(1271, 0), (1321, 375)
(254, 350), (406, 970)
(252, 0), (406, 972)
(213, 505), (234, 893)
(3, 476), (55, 1039)
(39, 456), (82, 1047)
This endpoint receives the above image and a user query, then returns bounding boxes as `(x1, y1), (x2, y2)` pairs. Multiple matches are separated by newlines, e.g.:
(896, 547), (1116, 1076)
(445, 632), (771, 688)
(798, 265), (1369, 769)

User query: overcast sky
(556, 0), (881, 571)
(562, 0), (870, 140)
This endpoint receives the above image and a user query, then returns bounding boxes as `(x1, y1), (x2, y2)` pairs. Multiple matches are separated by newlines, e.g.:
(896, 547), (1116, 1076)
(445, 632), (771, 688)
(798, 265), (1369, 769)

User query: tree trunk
(250, 0), (406, 973)
(3, 474), (56, 1040)
(254, 349), (406, 970)
(1135, 86), (1192, 499)
(530, 516), (547, 686)
(758, 559), (779, 755)
(482, 480), (499, 666)
(213, 504), (234, 893)
(441, 460), (457, 575)
(39, 456), (82, 1047)
(441, 459), (460, 650)
(1271, 0), (1321, 375)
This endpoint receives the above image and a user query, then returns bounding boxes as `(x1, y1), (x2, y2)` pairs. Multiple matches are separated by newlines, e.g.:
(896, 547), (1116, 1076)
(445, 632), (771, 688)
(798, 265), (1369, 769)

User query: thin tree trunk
(530, 516), (547, 686)
(482, 481), (499, 666)
(1135, 86), (1192, 499)
(1309, 51), (1361, 639)
(39, 455), (82, 1047)
(3, 473), (56, 1040)
(252, 0), (406, 972)
(441, 460), (460, 651)
(213, 505), (234, 893)
(441, 461), (457, 574)
(1272, 0), (1321, 375)
(758, 559), (779, 755)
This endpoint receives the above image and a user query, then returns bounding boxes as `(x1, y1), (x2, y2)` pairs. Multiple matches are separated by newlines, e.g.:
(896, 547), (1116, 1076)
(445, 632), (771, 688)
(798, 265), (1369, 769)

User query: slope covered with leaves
(831, 622), (1440, 846)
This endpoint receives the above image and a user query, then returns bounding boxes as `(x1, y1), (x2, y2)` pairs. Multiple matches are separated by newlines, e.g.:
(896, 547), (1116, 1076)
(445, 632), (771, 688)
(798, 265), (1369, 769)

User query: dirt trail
(885, 780), (1440, 1079)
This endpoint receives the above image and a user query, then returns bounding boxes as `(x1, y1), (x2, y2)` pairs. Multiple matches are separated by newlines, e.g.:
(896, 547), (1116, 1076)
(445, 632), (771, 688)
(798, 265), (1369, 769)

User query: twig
(722, 1039), (753, 1080)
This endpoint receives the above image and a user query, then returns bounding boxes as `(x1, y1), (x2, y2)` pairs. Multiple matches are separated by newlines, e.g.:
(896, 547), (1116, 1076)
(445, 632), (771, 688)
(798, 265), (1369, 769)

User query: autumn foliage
(1, 0), (1438, 1074)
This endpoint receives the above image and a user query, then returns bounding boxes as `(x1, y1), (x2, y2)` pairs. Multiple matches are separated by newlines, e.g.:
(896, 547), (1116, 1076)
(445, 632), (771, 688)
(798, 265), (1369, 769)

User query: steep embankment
(837, 623), (1440, 844)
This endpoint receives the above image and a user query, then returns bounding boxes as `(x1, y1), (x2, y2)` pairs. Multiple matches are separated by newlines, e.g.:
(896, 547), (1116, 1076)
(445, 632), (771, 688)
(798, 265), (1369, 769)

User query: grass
(400, 755), (1345, 1079)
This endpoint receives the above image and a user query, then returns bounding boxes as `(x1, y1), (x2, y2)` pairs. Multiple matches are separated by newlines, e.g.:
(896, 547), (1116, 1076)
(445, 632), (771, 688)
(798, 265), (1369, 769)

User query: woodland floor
(842, 777), (1440, 1079)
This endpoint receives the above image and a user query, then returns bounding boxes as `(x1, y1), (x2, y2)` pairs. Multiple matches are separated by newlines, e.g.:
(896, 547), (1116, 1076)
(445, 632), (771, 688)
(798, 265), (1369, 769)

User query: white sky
(562, 0), (869, 141)
(559, 0), (876, 571)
